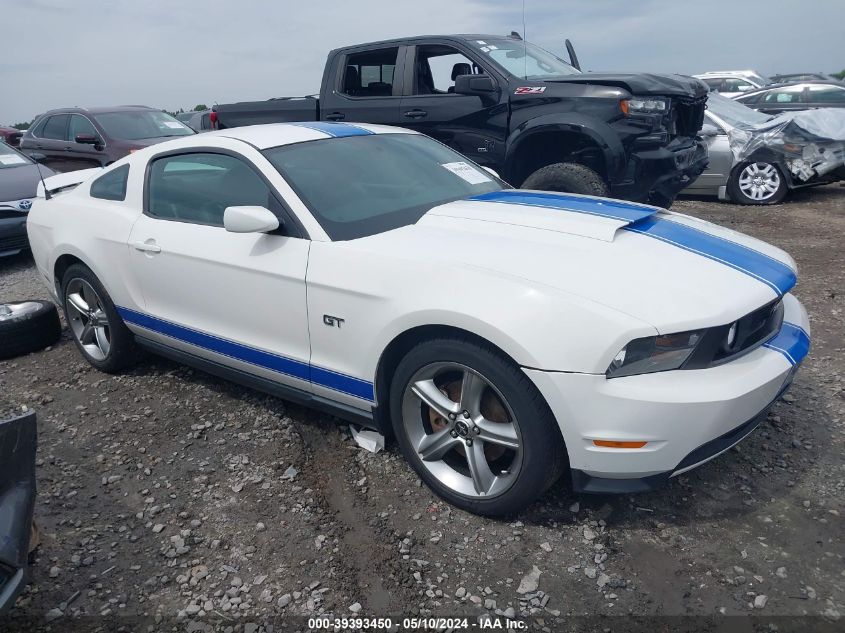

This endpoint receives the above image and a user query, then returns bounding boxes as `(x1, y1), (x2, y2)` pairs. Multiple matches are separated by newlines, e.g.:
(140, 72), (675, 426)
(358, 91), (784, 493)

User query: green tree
(12, 122), (30, 130)
(193, 104), (208, 112)
(832, 69), (845, 80)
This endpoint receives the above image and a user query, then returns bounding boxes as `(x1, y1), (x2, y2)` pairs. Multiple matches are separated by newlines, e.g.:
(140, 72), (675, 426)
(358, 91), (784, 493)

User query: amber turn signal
(592, 440), (647, 449)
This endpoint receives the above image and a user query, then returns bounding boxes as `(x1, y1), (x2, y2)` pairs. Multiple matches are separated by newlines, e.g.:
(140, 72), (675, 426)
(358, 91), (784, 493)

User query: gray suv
(20, 106), (194, 173)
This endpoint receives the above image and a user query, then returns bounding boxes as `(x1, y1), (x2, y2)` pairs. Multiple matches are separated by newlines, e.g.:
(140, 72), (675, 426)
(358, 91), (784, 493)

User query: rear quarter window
(90, 165), (130, 201)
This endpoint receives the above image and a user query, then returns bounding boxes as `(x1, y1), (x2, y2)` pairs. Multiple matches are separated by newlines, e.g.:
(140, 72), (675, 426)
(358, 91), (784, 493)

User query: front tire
(728, 161), (787, 205)
(521, 162), (610, 198)
(61, 264), (140, 373)
(390, 336), (566, 516)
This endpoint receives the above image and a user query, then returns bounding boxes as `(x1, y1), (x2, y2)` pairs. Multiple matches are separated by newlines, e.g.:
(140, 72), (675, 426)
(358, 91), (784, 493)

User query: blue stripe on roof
(763, 321), (810, 366)
(623, 217), (796, 296)
(287, 121), (374, 138)
(117, 307), (375, 401)
(469, 190), (658, 223)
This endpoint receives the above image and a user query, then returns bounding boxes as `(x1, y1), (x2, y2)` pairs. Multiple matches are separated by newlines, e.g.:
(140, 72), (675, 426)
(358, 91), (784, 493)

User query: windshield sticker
(476, 40), (487, 45)
(0, 154), (27, 165)
(441, 162), (492, 185)
(515, 86), (546, 95)
(480, 46), (491, 53)
(163, 121), (184, 129)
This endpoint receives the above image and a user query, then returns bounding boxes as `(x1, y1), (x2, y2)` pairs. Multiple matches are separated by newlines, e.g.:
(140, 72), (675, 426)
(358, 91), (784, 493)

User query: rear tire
(389, 336), (566, 516)
(728, 161), (787, 205)
(521, 162), (609, 197)
(61, 264), (140, 373)
(0, 301), (61, 359)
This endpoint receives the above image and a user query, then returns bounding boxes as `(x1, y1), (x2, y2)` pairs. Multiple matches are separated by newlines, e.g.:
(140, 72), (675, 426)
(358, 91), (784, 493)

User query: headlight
(622, 97), (669, 115)
(606, 330), (704, 378)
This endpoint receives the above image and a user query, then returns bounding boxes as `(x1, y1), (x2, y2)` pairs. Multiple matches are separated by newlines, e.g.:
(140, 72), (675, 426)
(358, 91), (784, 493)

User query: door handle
(403, 109), (428, 119)
(133, 241), (161, 253)
(325, 113), (346, 121)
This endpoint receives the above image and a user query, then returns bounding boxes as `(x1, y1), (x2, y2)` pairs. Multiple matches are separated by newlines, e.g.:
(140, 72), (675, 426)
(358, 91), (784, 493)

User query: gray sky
(3, 0), (844, 124)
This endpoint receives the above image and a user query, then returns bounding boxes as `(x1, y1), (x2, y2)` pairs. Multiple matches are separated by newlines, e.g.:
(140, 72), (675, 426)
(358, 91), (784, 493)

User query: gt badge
(515, 86), (546, 95)
(323, 314), (345, 328)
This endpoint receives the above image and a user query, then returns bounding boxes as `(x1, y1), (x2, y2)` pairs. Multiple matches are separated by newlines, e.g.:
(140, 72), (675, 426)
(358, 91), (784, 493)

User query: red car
(0, 127), (22, 147)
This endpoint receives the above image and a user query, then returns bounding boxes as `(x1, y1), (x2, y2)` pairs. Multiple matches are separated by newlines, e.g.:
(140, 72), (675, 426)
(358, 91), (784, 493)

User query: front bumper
(611, 139), (708, 206)
(0, 213), (29, 257)
(526, 293), (810, 494)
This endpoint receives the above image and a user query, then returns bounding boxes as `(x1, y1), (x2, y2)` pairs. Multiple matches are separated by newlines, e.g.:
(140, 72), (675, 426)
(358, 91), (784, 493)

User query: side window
(764, 88), (802, 104)
(90, 165), (129, 201)
(723, 78), (754, 93)
(30, 116), (48, 137)
(41, 114), (70, 140)
(147, 153), (272, 227)
(702, 78), (723, 91)
(68, 115), (99, 142)
(808, 86), (845, 103)
(414, 46), (483, 95)
(342, 47), (399, 97)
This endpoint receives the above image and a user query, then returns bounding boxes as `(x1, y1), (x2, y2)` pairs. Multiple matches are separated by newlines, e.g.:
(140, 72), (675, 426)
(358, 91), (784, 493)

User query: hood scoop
(424, 190), (660, 242)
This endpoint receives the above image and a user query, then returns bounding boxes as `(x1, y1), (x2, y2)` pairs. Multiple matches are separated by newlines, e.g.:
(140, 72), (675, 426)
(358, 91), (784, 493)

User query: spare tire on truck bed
(0, 301), (62, 360)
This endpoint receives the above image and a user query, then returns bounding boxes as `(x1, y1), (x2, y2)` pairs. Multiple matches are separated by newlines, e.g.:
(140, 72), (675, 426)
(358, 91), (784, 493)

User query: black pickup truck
(213, 34), (709, 206)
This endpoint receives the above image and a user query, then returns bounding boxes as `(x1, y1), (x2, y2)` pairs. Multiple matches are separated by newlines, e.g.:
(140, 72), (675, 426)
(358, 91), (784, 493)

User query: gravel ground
(1, 185), (843, 632)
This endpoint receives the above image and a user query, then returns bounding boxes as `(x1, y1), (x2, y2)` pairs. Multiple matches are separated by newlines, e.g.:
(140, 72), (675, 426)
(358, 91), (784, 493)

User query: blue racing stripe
(287, 121), (374, 138)
(117, 307), (374, 401)
(624, 217), (796, 296)
(469, 190), (658, 223)
(763, 322), (810, 366)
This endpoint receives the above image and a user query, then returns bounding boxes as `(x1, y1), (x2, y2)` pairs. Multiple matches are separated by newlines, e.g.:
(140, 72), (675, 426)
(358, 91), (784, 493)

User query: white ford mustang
(27, 122), (810, 515)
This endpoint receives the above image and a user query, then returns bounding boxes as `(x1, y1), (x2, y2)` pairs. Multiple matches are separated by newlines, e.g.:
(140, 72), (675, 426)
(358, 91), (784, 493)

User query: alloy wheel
(65, 278), (111, 361)
(401, 362), (523, 498)
(738, 162), (781, 201)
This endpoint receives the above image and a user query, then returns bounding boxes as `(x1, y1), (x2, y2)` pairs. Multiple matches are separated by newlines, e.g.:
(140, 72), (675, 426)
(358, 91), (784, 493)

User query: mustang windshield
(470, 38), (580, 80)
(263, 133), (503, 240)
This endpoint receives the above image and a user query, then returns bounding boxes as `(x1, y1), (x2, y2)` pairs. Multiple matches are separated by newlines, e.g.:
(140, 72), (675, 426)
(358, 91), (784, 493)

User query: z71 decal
(515, 86), (546, 95)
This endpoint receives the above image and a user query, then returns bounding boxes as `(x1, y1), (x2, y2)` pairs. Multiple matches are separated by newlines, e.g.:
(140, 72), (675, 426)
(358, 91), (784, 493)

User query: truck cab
(213, 34), (709, 206)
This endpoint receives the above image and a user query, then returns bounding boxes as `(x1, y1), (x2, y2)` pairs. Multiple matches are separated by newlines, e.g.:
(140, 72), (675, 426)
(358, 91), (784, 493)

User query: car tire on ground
(389, 336), (567, 516)
(728, 161), (788, 205)
(61, 264), (140, 373)
(0, 301), (61, 360)
(521, 162), (610, 197)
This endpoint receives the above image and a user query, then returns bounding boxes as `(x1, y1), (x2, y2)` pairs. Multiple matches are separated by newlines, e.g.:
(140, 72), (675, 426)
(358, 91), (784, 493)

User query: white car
(26, 122), (810, 515)
(694, 71), (770, 98)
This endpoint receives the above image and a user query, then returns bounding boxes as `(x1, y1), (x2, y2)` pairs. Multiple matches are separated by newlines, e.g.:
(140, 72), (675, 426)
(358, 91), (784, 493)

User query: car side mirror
(223, 206), (280, 234)
(27, 152), (47, 162)
(75, 133), (101, 145)
(454, 74), (497, 96)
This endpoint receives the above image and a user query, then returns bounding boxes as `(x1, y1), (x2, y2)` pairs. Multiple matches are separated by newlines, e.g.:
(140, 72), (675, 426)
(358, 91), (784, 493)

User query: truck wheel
(728, 161), (787, 205)
(521, 162), (609, 197)
(0, 301), (62, 359)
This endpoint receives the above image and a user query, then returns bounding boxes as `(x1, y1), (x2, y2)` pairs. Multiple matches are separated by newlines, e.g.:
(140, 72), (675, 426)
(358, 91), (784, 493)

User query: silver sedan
(682, 93), (845, 204)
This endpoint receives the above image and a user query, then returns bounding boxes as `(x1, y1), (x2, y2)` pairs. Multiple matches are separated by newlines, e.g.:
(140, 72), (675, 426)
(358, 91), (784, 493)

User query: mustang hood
(371, 191), (797, 333)
(548, 72), (708, 98)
